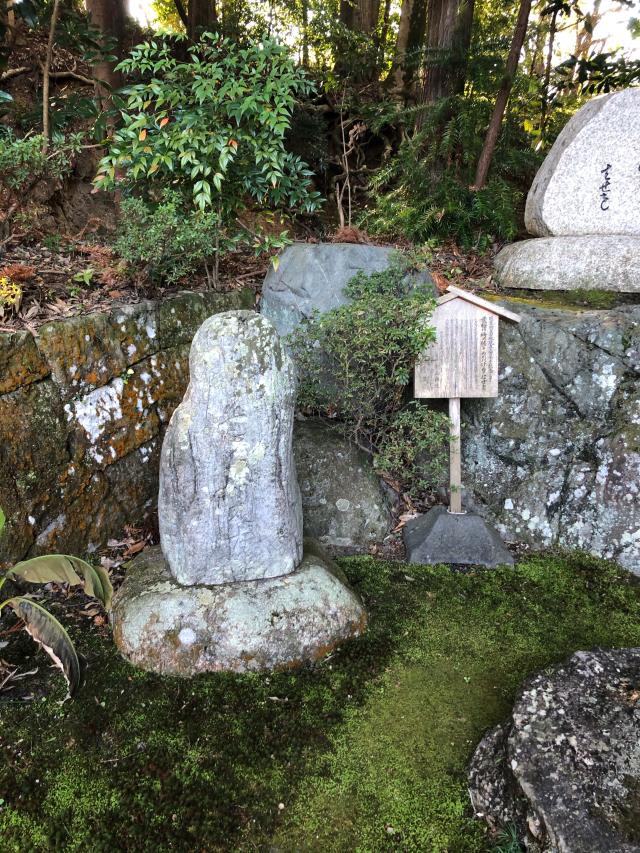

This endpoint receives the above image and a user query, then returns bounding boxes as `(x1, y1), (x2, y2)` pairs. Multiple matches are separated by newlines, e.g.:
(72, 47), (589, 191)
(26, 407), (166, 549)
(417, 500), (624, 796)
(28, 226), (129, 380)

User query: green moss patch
(2, 552), (640, 852)
(493, 288), (640, 311)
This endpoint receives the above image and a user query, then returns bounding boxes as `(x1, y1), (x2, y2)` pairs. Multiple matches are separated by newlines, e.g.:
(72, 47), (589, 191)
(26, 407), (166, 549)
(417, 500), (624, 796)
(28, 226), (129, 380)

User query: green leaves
(7, 554), (113, 611)
(0, 508), (110, 698)
(2, 597), (82, 697)
(289, 251), (449, 497)
(94, 32), (322, 272)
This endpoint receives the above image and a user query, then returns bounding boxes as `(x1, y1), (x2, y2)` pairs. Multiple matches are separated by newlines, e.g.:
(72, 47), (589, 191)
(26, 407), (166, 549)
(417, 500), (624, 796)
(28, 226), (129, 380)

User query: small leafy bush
(0, 508), (112, 697)
(290, 252), (449, 497)
(115, 192), (221, 285)
(375, 403), (449, 498)
(96, 33), (322, 283)
(0, 131), (83, 233)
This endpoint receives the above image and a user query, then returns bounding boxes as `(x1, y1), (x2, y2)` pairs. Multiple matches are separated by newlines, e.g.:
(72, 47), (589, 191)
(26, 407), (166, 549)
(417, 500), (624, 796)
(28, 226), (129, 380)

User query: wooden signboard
(415, 286), (521, 513)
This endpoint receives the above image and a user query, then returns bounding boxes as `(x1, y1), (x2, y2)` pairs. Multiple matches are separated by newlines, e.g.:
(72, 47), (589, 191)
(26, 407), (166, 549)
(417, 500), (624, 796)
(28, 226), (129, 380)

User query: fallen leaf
(124, 540), (146, 558)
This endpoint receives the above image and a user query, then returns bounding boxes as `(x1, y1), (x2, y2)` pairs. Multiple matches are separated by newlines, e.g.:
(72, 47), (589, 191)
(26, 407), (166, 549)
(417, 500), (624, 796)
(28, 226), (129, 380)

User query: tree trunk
(187, 0), (216, 39)
(42, 0), (61, 153)
(377, 0), (392, 69)
(86, 0), (125, 111)
(391, 0), (414, 88)
(302, 0), (309, 66)
(540, 8), (557, 141)
(337, 0), (382, 79)
(391, 0), (428, 91)
(472, 0), (532, 189)
(418, 0), (474, 106)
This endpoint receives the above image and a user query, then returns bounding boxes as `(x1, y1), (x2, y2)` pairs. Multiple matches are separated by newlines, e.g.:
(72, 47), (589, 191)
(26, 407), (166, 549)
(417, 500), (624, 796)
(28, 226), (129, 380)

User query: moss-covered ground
(2, 552), (640, 852)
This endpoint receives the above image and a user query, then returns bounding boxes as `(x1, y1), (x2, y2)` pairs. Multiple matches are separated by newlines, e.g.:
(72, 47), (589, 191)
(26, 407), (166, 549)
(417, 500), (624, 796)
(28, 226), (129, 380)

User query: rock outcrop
(293, 418), (392, 550)
(463, 299), (640, 574)
(0, 289), (253, 566)
(469, 648), (640, 852)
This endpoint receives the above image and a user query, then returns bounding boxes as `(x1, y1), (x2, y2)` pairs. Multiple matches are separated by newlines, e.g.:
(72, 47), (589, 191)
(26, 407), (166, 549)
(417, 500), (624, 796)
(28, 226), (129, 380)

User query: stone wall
(2, 289), (638, 574)
(0, 289), (253, 565)
(464, 301), (640, 574)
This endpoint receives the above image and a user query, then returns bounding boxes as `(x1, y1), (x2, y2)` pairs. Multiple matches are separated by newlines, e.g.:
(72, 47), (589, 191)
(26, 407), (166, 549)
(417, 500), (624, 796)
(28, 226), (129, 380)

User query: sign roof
(437, 285), (521, 324)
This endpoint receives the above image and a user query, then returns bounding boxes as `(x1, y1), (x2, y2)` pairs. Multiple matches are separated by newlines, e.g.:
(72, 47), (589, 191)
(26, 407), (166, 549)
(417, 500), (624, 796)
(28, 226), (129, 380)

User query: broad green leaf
(4, 597), (82, 697)
(8, 555), (113, 611)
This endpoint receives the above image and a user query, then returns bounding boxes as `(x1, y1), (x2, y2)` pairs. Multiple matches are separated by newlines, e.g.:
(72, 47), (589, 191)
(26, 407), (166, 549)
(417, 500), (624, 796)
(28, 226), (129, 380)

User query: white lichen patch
(35, 513), (66, 547)
(67, 378), (124, 446)
(178, 627), (197, 646)
(593, 362), (619, 400)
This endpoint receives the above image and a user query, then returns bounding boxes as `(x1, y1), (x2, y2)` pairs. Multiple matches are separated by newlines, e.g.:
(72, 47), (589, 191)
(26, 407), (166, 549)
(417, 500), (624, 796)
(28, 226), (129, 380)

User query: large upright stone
(158, 311), (303, 586)
(112, 310), (367, 674)
(261, 242), (435, 338)
(525, 88), (640, 237)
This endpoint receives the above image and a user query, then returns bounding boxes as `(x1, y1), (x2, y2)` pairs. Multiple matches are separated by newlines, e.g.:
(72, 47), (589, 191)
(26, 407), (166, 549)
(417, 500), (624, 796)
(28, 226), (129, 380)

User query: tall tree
(339, 0), (381, 36)
(391, 0), (428, 91)
(170, 0), (216, 37)
(337, 0), (382, 78)
(418, 0), (475, 105)
(86, 0), (126, 110)
(473, 0), (532, 189)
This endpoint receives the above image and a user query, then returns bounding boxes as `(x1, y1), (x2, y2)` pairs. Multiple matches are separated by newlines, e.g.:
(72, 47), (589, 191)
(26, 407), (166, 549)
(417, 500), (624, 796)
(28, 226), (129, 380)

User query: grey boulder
(111, 542), (367, 675)
(494, 235), (640, 292)
(158, 311), (303, 586)
(294, 418), (392, 550)
(469, 648), (640, 852)
(261, 242), (434, 337)
(525, 88), (640, 237)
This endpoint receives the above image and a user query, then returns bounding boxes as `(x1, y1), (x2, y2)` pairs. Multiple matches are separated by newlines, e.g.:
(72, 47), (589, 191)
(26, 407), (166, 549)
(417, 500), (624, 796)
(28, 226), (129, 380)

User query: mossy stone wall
(0, 289), (253, 565)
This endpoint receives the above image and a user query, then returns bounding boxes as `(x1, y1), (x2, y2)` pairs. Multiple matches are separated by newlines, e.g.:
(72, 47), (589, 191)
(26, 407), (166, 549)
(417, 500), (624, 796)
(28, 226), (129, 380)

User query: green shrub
(115, 192), (221, 286)
(375, 403), (448, 498)
(289, 251), (449, 497)
(96, 33), (322, 283)
(0, 131), (83, 232)
(361, 96), (540, 248)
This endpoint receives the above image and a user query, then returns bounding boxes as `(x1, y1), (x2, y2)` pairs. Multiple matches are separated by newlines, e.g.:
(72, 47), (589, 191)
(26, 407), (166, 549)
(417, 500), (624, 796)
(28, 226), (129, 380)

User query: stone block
(404, 506), (514, 567)
(494, 235), (640, 293)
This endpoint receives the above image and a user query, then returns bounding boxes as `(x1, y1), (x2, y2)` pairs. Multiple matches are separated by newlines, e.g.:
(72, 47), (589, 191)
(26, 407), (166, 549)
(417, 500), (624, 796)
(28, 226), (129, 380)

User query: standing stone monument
(404, 286), (520, 567)
(112, 311), (366, 675)
(494, 87), (640, 292)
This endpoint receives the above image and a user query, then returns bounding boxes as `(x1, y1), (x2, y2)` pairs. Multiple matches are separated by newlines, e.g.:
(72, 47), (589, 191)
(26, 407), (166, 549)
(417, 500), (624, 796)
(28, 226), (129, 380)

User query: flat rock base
(111, 541), (367, 675)
(494, 235), (640, 292)
(404, 506), (514, 568)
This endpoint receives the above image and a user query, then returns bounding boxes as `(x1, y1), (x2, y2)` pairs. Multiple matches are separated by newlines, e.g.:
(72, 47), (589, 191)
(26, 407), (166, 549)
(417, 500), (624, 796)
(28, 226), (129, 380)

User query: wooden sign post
(415, 285), (521, 515)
